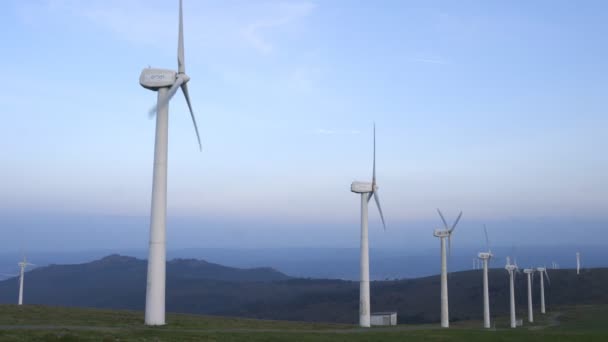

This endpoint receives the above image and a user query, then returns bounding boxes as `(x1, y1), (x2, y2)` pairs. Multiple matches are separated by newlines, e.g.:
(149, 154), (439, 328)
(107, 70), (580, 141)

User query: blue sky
(0, 0), (606, 251)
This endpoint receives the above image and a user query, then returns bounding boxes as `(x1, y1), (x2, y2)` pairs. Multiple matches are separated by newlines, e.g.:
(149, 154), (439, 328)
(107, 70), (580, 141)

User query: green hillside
(0, 304), (607, 341)
(1, 255), (605, 325)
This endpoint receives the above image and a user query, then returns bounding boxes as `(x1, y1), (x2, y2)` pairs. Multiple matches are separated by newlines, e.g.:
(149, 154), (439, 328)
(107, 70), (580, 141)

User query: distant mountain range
(1, 245), (605, 280)
(0, 255), (606, 324)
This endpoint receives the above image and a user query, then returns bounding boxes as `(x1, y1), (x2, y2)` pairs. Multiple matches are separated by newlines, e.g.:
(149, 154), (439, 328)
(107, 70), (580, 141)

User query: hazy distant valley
(1, 245), (605, 281)
(1, 254), (606, 324)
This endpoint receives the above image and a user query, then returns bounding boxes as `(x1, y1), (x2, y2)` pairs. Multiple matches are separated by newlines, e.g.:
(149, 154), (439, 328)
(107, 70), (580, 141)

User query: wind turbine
(505, 257), (519, 328)
(433, 209), (462, 328)
(350, 124), (386, 328)
(576, 252), (581, 275)
(477, 225), (493, 329)
(139, 0), (202, 326)
(17, 256), (34, 305)
(523, 268), (535, 323)
(537, 266), (550, 314)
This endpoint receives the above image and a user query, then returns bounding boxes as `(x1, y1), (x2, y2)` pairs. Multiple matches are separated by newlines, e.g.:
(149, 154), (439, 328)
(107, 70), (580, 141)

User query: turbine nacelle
(433, 229), (450, 238)
(523, 269), (535, 274)
(536, 267), (546, 272)
(351, 181), (373, 193)
(140, 68), (180, 90)
(478, 252), (492, 259)
(505, 264), (517, 272)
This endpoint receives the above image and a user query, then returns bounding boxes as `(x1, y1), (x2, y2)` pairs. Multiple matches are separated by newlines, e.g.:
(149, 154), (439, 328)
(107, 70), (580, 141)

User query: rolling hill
(0, 255), (606, 324)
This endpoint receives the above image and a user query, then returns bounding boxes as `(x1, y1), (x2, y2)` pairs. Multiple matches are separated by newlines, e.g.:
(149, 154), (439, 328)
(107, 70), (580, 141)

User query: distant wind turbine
(576, 252), (581, 275)
(505, 257), (519, 328)
(477, 225), (493, 329)
(139, 0), (202, 326)
(17, 255), (34, 305)
(433, 209), (462, 328)
(350, 124), (386, 328)
(523, 268), (535, 323)
(537, 266), (550, 314)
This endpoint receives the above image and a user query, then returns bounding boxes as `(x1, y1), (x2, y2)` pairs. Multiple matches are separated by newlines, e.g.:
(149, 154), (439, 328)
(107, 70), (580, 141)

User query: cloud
(289, 65), (321, 91)
(16, 1), (317, 55)
(241, 2), (317, 54)
(411, 57), (449, 65)
(312, 129), (360, 135)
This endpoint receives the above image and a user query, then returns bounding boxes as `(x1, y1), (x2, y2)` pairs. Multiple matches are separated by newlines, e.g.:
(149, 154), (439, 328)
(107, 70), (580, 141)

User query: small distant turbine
(350, 124), (386, 328)
(576, 252), (581, 275)
(477, 225), (493, 329)
(505, 257), (519, 328)
(433, 209), (462, 328)
(537, 266), (550, 314)
(523, 268), (535, 323)
(17, 256), (34, 305)
(524, 268), (535, 323)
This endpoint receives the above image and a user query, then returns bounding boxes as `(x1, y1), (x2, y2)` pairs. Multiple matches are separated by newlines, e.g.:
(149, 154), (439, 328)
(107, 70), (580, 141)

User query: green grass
(1, 304), (608, 341)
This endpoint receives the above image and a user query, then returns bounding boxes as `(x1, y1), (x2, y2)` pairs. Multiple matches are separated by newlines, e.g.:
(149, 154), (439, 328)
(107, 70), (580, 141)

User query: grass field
(1, 304), (607, 341)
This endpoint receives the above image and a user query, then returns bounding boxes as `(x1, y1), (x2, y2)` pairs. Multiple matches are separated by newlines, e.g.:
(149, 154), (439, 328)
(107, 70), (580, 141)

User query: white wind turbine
(350, 124), (386, 328)
(576, 252), (581, 275)
(139, 0), (202, 326)
(537, 266), (550, 314)
(523, 267), (535, 323)
(477, 225), (493, 329)
(17, 255), (35, 305)
(505, 256), (519, 328)
(433, 209), (462, 328)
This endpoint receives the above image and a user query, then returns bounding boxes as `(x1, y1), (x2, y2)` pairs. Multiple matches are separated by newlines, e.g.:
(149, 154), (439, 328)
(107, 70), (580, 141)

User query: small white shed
(370, 312), (397, 326)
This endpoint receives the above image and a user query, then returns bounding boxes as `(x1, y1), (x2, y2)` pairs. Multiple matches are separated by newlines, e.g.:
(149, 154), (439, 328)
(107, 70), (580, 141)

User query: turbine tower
(350, 124), (386, 328)
(433, 209), (462, 328)
(17, 256), (34, 306)
(537, 267), (550, 314)
(139, 0), (202, 326)
(523, 268), (535, 323)
(576, 252), (581, 275)
(505, 257), (519, 328)
(477, 225), (492, 329)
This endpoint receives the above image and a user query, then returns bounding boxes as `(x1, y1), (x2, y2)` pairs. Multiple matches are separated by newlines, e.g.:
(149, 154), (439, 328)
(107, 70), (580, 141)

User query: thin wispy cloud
(242, 2), (317, 54)
(411, 58), (449, 65)
(312, 129), (360, 135)
(17, 0), (317, 55)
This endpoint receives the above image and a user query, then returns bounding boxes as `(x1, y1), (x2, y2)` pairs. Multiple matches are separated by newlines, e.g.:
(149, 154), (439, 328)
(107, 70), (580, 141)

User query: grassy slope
(1, 304), (608, 341)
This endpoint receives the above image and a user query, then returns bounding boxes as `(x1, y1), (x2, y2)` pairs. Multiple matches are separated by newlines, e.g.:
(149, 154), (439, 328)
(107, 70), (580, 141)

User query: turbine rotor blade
(181, 82), (202, 151)
(177, 0), (185, 74)
(437, 209), (449, 229)
(148, 76), (185, 117)
(545, 269), (551, 285)
(373, 189), (386, 230)
(450, 211), (463, 232)
(484, 224), (490, 251)
(372, 123), (376, 185)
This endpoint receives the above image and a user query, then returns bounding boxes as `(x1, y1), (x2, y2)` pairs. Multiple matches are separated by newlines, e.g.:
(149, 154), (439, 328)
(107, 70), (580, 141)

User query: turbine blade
(484, 224), (490, 251)
(437, 209), (449, 229)
(450, 211), (463, 232)
(545, 269), (551, 285)
(373, 190), (386, 230)
(177, 0), (185, 74)
(181, 82), (202, 151)
(148, 76), (185, 117)
(372, 123), (376, 184)
(367, 191), (373, 203)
